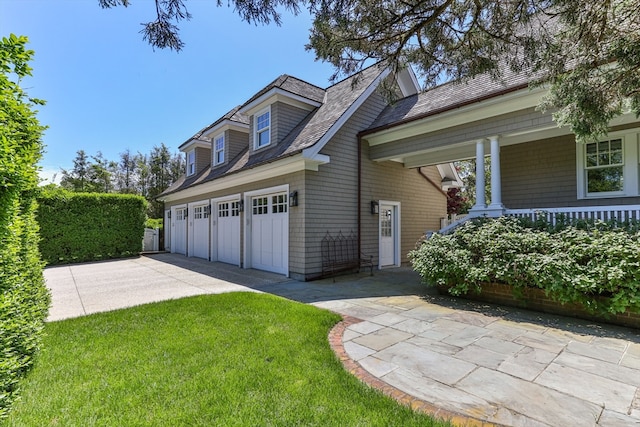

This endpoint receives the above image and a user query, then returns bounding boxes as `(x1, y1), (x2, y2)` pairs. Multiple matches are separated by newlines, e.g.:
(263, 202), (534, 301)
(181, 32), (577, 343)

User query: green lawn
(5, 292), (451, 426)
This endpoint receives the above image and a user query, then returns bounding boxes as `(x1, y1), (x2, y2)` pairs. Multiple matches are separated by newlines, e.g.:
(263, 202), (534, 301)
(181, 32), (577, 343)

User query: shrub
(37, 188), (147, 265)
(0, 34), (50, 418)
(409, 216), (640, 315)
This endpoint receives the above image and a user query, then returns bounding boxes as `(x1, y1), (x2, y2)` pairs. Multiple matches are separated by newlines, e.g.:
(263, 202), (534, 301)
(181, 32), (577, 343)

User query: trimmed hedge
(37, 189), (147, 265)
(0, 34), (50, 418)
(409, 216), (640, 316)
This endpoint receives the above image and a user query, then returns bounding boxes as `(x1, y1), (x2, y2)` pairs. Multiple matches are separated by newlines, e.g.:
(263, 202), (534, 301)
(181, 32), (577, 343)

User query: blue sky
(1, 0), (336, 184)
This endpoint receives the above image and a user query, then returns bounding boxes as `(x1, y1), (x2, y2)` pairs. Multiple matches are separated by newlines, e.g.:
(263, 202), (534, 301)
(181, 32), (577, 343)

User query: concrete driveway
(45, 253), (640, 426)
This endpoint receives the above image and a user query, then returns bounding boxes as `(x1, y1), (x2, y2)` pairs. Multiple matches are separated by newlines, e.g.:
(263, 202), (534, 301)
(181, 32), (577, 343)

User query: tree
(0, 34), (50, 418)
(99, 0), (640, 143)
(60, 150), (90, 191)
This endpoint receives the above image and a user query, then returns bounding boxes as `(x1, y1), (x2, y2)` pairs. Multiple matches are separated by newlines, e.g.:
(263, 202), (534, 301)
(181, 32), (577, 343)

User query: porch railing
(438, 204), (640, 234)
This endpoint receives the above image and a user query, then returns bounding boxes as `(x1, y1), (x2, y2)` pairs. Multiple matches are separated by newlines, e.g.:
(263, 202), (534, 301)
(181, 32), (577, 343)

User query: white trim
(179, 139), (210, 152)
(254, 106), (271, 150)
(303, 67), (392, 159)
(164, 209), (171, 252)
(159, 153), (329, 202)
(201, 120), (249, 140)
(576, 129), (640, 199)
(213, 132), (225, 166)
(396, 66), (420, 97)
(240, 88), (322, 117)
(187, 149), (196, 176)
(378, 200), (401, 269)
(243, 184), (290, 277)
(210, 193), (241, 266)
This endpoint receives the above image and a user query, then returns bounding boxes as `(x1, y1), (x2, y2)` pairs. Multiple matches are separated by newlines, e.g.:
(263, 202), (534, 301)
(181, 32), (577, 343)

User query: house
(157, 64), (459, 280)
(361, 66), (640, 231)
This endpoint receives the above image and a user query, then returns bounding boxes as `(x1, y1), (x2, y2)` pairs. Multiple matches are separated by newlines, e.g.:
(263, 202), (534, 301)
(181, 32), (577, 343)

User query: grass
(4, 292), (451, 426)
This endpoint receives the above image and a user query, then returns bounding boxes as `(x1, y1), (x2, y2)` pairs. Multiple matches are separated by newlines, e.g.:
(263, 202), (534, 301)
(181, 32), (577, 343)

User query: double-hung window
(584, 138), (624, 195)
(187, 150), (195, 176)
(214, 133), (225, 166)
(254, 108), (271, 149)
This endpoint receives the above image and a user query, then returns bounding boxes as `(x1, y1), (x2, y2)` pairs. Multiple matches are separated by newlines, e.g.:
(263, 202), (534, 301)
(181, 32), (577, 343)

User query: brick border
(328, 316), (502, 427)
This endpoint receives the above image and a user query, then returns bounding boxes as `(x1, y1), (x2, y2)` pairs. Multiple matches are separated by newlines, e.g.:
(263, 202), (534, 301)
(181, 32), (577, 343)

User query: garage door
(216, 200), (240, 265)
(251, 193), (288, 275)
(189, 202), (210, 259)
(171, 206), (187, 255)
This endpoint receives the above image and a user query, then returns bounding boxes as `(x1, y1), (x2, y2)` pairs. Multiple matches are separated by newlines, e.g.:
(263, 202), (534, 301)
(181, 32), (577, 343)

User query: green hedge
(409, 216), (640, 316)
(0, 34), (50, 418)
(37, 189), (147, 265)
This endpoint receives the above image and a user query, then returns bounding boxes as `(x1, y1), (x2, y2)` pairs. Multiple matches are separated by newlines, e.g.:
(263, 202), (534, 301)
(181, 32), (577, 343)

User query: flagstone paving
(46, 254), (640, 426)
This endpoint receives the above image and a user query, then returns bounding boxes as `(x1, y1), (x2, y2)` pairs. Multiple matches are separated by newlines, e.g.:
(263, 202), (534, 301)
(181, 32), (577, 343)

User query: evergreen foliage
(0, 34), (50, 418)
(37, 188), (147, 265)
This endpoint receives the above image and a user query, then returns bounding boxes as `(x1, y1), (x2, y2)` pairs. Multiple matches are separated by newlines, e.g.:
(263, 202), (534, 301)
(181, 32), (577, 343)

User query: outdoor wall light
(167, 210), (171, 219)
(289, 191), (298, 207)
(370, 200), (379, 215)
(238, 199), (244, 212)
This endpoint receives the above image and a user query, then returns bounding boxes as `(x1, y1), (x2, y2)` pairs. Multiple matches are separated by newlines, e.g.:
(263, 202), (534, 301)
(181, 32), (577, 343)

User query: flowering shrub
(409, 216), (640, 315)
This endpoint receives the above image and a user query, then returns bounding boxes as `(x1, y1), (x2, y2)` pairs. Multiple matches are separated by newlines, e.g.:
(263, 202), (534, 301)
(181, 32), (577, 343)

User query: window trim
(253, 106), (271, 150)
(213, 132), (225, 166)
(576, 131), (639, 199)
(187, 149), (196, 176)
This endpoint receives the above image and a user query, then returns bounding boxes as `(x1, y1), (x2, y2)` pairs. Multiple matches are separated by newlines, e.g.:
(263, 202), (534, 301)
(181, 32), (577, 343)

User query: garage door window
(272, 194), (288, 213)
(194, 206), (203, 219)
(219, 202), (229, 217)
(253, 197), (268, 215)
(176, 208), (185, 221)
(231, 201), (240, 217)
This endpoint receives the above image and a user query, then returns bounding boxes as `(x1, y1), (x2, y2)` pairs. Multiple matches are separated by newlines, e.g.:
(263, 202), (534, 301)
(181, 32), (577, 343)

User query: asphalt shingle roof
(159, 64), (387, 198)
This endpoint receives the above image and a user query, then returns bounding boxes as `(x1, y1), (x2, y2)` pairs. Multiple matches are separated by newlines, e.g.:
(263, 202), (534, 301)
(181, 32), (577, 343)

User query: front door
(379, 203), (398, 267)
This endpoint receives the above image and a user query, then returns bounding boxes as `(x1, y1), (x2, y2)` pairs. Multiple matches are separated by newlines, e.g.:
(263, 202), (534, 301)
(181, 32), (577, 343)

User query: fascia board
(159, 153), (330, 203)
(365, 86), (547, 147)
(396, 66), (420, 97)
(201, 120), (250, 139)
(241, 88), (322, 116)
(303, 67), (392, 159)
(179, 139), (211, 152)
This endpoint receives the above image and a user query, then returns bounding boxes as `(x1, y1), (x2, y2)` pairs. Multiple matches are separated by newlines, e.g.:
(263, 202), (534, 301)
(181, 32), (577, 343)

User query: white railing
(437, 204), (640, 234)
(440, 213), (469, 229)
(504, 205), (640, 225)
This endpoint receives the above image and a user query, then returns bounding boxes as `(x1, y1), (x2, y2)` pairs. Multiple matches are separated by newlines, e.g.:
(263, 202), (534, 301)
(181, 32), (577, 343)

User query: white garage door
(189, 203), (210, 260)
(216, 200), (240, 265)
(171, 206), (187, 255)
(251, 193), (288, 275)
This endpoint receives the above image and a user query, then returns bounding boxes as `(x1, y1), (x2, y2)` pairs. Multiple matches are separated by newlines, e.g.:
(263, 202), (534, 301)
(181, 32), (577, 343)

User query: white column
(471, 139), (486, 211)
(487, 135), (504, 212)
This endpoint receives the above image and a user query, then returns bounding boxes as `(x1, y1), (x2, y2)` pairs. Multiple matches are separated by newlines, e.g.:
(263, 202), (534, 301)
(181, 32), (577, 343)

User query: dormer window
(214, 133), (225, 166)
(254, 107), (271, 149)
(187, 150), (195, 176)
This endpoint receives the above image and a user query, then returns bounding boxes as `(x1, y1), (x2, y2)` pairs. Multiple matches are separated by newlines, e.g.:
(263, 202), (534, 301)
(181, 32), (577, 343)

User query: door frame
(210, 193), (241, 266)
(243, 184), (289, 276)
(378, 200), (401, 268)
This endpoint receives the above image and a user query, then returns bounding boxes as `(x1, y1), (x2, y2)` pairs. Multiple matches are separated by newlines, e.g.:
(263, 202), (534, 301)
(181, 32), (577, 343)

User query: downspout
(357, 135), (363, 257)
(418, 167), (448, 197)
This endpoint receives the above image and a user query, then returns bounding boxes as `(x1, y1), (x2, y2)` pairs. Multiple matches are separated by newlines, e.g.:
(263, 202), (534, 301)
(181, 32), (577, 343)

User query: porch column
(487, 135), (504, 214)
(471, 139), (486, 212)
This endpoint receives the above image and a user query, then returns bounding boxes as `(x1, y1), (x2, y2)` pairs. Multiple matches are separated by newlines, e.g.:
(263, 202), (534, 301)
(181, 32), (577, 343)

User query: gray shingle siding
(502, 135), (640, 208)
(195, 147), (210, 175)
(272, 103), (312, 145)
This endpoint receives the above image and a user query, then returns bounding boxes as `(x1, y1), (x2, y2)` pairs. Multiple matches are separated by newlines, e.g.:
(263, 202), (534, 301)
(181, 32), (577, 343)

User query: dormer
(238, 75), (326, 152)
(200, 106), (250, 169)
(179, 137), (210, 178)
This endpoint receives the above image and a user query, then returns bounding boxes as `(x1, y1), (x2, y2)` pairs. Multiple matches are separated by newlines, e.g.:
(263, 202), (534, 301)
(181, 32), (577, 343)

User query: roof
(365, 65), (531, 134)
(159, 64), (388, 198)
(239, 74), (327, 111)
(178, 106), (249, 150)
